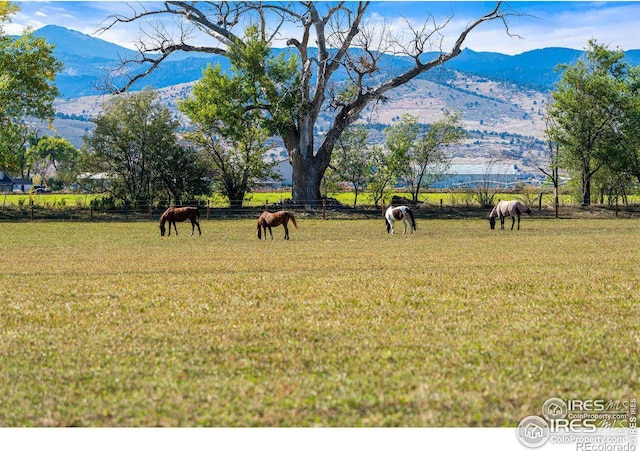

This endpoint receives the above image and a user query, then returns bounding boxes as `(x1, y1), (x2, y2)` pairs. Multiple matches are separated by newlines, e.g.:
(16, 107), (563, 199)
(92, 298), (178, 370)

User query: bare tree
(532, 113), (562, 217)
(100, 1), (517, 205)
(471, 157), (514, 208)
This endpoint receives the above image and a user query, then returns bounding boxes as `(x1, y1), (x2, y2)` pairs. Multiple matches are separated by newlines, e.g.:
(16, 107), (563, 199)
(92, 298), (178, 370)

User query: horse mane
(159, 207), (172, 226)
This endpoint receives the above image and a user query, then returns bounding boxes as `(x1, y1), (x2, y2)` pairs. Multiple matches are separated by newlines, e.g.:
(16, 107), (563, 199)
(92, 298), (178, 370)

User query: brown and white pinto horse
(257, 210), (298, 240)
(489, 200), (532, 230)
(159, 206), (201, 236)
(385, 205), (416, 234)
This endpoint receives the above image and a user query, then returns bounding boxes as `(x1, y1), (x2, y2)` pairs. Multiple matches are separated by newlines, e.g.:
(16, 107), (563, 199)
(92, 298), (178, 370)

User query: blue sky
(7, 1), (640, 55)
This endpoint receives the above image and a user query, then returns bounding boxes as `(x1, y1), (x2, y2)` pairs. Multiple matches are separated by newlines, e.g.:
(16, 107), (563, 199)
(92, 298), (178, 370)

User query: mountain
(35, 25), (640, 99)
(34, 25), (231, 98)
(28, 25), (640, 172)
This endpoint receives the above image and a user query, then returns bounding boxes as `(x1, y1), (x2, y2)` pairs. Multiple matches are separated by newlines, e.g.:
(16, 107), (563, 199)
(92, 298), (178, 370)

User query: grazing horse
(489, 200), (532, 230)
(385, 205), (416, 235)
(159, 206), (201, 236)
(257, 210), (298, 240)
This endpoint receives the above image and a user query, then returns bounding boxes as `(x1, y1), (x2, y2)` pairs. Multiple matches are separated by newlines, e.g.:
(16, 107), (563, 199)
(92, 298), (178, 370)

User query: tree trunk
(582, 160), (591, 206)
(291, 157), (323, 207)
(225, 181), (245, 208)
(582, 175), (591, 206)
(288, 115), (331, 206)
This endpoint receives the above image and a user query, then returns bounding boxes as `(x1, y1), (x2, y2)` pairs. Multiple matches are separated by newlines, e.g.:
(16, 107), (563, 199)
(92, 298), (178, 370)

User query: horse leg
(511, 216), (516, 230)
(402, 218), (407, 235)
(173, 221), (178, 236)
(517, 214), (521, 230)
(283, 223), (289, 240)
(190, 220), (195, 236)
(268, 226), (274, 240)
(195, 218), (201, 235)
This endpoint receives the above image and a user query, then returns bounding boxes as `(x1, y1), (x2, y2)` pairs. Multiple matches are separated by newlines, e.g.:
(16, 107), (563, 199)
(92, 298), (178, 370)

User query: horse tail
(287, 211), (298, 229)
(407, 207), (417, 231)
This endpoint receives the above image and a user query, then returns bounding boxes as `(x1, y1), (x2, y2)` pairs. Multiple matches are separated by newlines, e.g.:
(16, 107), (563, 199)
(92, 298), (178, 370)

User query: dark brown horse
(257, 210), (298, 240)
(159, 206), (201, 236)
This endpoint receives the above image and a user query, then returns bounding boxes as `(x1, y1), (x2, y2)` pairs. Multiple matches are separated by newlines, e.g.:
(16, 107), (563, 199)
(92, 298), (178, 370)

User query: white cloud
(7, 1), (640, 54)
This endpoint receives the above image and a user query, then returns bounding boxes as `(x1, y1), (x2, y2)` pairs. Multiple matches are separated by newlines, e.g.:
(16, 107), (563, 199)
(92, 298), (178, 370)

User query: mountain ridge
(32, 25), (640, 99)
(27, 25), (640, 174)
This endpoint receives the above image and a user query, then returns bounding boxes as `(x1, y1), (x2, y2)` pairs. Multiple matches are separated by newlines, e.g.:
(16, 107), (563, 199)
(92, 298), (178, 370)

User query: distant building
(0, 172), (12, 193)
(0, 172), (33, 193)
(430, 164), (522, 189)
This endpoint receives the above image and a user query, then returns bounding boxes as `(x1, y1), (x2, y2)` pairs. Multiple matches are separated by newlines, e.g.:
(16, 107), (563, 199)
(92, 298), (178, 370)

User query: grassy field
(0, 217), (638, 426)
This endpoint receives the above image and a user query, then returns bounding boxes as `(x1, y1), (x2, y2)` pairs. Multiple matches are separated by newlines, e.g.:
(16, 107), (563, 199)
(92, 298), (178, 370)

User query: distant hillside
(34, 25), (640, 99)
(28, 25), (640, 174)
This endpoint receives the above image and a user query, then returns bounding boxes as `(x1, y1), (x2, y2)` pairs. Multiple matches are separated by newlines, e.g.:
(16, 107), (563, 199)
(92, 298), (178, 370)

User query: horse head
(489, 215), (496, 229)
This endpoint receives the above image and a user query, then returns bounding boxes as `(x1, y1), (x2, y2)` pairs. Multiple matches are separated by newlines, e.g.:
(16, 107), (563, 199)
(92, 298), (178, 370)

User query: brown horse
(257, 210), (298, 240)
(159, 206), (201, 236)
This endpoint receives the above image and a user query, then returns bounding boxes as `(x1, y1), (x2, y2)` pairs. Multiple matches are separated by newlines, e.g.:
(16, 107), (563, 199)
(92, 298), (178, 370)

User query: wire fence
(2, 196), (640, 222)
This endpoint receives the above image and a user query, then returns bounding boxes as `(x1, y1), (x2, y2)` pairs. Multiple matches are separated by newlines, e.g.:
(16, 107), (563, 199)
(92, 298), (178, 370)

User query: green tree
(27, 135), (79, 187)
(332, 125), (372, 207)
(367, 145), (398, 208)
(407, 112), (464, 202)
(179, 27), (284, 207)
(384, 114), (419, 185)
(0, 2), (61, 172)
(548, 40), (630, 206)
(0, 124), (31, 178)
(612, 66), (640, 187)
(102, 2), (511, 205)
(82, 90), (207, 206)
(151, 143), (211, 206)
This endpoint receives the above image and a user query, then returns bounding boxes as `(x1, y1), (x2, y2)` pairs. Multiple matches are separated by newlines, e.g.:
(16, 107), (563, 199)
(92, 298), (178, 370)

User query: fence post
(322, 199), (326, 220)
(206, 199), (210, 220)
(616, 197), (619, 217)
(31, 204), (34, 222)
(440, 198), (443, 219)
(538, 192), (543, 212)
(90, 206), (93, 222)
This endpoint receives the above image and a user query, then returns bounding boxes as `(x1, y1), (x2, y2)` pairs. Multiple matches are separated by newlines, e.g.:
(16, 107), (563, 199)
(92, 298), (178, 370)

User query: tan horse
(159, 206), (201, 236)
(489, 200), (532, 230)
(257, 210), (298, 240)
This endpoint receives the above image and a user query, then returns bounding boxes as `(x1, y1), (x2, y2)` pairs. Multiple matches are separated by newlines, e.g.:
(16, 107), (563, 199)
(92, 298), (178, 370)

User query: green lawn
(0, 218), (637, 426)
(1, 190), (583, 209)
